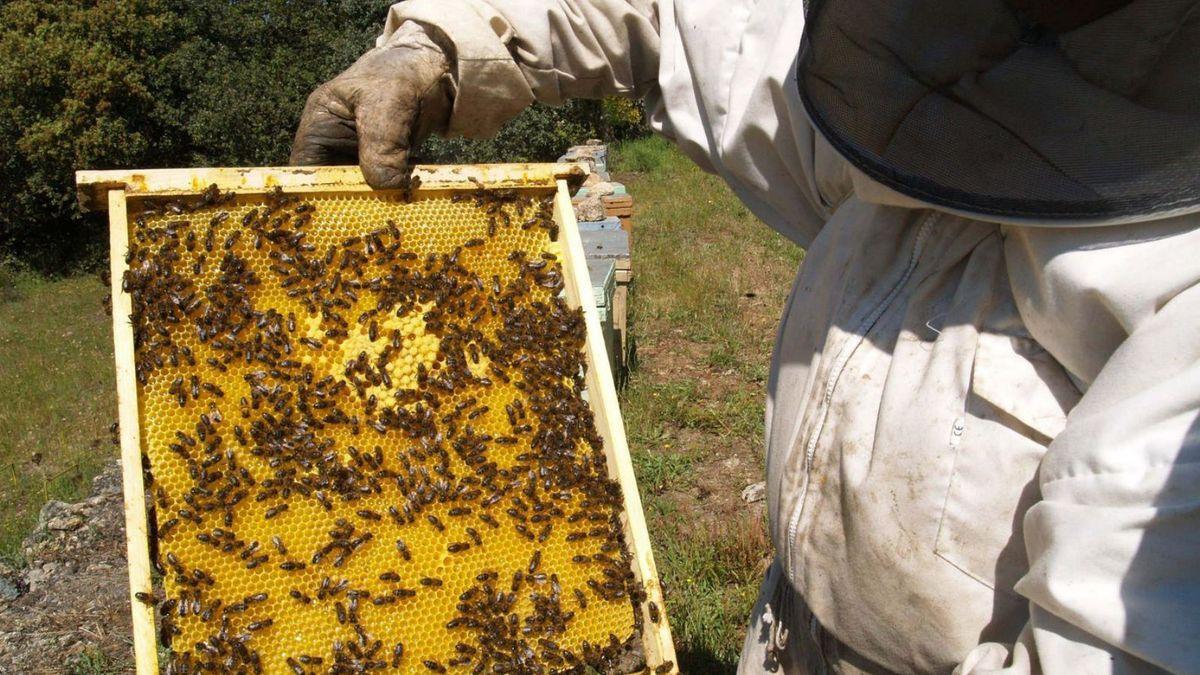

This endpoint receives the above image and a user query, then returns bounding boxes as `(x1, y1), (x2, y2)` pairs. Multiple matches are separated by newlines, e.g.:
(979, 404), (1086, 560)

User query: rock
(90, 463), (123, 496)
(558, 142), (610, 180)
(24, 564), (52, 593)
(741, 481), (766, 504)
(33, 500), (69, 529)
(46, 515), (83, 532)
(0, 569), (19, 602)
(588, 181), (616, 198)
(0, 459), (132, 672)
(572, 195), (606, 222)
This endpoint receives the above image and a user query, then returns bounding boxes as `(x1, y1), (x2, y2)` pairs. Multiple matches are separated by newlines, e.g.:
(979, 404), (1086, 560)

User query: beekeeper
(290, 1), (1200, 672)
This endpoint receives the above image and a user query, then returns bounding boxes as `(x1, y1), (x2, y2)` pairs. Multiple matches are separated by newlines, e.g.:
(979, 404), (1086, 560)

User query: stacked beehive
(561, 143), (634, 383)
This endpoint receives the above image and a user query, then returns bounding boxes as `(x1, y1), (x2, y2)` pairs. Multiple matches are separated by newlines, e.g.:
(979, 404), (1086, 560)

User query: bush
(159, 0), (389, 167)
(0, 0), (647, 275)
(420, 101), (598, 164)
(0, 0), (182, 273)
(420, 98), (647, 165)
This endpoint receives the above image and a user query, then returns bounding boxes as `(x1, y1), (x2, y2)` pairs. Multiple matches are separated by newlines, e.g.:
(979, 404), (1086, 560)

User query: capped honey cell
(119, 181), (656, 673)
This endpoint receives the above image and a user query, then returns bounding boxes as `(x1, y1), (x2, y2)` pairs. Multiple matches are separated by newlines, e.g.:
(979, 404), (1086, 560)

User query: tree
(0, 0), (182, 271)
(0, 0), (392, 273)
(0, 0), (646, 274)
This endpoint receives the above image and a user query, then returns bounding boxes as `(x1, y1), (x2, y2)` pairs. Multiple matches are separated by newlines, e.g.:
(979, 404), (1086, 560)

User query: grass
(653, 516), (770, 668)
(611, 135), (803, 671)
(64, 648), (126, 675)
(0, 263), (115, 565)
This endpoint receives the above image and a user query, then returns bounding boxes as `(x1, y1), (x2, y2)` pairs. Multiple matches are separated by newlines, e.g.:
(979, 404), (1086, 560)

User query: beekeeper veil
(798, 0), (1200, 223)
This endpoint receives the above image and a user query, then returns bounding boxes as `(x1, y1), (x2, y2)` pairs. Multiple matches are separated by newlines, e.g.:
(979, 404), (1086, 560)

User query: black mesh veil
(798, 0), (1200, 221)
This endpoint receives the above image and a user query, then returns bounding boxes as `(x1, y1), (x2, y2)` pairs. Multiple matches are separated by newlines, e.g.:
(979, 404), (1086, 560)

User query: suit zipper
(784, 213), (938, 578)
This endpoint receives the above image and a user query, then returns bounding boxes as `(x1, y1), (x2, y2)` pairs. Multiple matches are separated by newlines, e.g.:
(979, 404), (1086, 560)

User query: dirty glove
(289, 23), (453, 189)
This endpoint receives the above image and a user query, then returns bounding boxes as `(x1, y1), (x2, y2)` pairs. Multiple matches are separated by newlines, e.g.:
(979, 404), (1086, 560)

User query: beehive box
(76, 164), (676, 674)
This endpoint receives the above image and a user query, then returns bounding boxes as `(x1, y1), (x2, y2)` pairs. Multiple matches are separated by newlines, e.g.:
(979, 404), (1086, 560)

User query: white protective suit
(373, 0), (1200, 673)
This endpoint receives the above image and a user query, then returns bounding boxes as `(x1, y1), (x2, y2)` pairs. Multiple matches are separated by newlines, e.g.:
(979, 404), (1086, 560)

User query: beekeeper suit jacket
(373, 0), (1200, 672)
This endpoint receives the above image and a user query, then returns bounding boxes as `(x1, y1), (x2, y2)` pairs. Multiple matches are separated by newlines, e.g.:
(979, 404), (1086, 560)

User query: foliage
(0, 0), (392, 273)
(420, 98), (646, 164)
(601, 96), (647, 139)
(0, 0), (648, 274)
(159, 0), (390, 167)
(0, 0), (181, 272)
(420, 100), (601, 164)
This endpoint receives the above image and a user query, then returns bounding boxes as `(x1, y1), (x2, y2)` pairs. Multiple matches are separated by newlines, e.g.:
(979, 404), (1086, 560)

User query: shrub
(0, 0), (647, 275)
(0, 0), (182, 272)
(159, 0), (389, 167)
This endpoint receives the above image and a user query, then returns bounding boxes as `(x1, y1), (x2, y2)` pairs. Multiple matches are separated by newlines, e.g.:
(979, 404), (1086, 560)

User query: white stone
(741, 481), (766, 503)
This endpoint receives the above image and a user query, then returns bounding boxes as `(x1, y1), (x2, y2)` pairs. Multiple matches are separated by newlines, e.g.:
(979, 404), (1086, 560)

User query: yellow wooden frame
(76, 163), (588, 212)
(77, 164), (677, 674)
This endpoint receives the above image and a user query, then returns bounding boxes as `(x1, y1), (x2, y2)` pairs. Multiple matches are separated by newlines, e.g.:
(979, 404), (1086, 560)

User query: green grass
(654, 516), (769, 669)
(0, 263), (115, 565)
(64, 648), (126, 675)
(611, 136), (802, 354)
(612, 136), (802, 671)
(624, 379), (761, 445)
(632, 447), (695, 494)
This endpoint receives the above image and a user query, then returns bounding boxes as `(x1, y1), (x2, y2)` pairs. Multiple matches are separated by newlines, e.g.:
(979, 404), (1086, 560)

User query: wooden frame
(78, 165), (677, 674)
(554, 181), (674, 670)
(105, 188), (160, 675)
(76, 164), (588, 213)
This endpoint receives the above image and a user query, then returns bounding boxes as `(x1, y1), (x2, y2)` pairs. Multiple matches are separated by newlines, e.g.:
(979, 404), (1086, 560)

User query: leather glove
(290, 23), (454, 189)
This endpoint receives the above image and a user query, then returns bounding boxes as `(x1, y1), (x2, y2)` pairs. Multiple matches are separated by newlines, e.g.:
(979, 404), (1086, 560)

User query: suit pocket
(935, 331), (1081, 593)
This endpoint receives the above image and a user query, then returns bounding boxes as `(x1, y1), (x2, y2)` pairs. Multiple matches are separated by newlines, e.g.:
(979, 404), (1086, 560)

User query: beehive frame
(76, 164), (677, 674)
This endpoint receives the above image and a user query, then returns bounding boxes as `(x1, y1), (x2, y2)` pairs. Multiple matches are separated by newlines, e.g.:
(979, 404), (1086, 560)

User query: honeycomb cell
(124, 186), (642, 674)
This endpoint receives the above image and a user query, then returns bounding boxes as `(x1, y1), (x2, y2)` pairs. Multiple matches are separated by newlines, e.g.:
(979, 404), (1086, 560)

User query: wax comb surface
(124, 184), (647, 673)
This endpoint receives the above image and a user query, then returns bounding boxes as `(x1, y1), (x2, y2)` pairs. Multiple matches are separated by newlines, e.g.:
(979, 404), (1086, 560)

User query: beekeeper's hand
(290, 23), (453, 189)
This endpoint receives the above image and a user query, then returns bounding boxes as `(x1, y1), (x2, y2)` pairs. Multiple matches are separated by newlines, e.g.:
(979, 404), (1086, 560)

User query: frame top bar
(75, 163), (588, 212)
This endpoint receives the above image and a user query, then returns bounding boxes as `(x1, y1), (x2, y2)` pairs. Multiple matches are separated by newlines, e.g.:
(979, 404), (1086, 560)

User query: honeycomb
(122, 183), (646, 674)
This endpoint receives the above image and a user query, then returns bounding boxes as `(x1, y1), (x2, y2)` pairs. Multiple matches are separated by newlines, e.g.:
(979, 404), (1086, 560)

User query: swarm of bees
(121, 182), (665, 673)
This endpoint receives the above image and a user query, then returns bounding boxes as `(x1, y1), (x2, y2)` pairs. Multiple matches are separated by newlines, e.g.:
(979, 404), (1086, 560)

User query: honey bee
(130, 188), (646, 670)
(465, 527), (482, 545)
